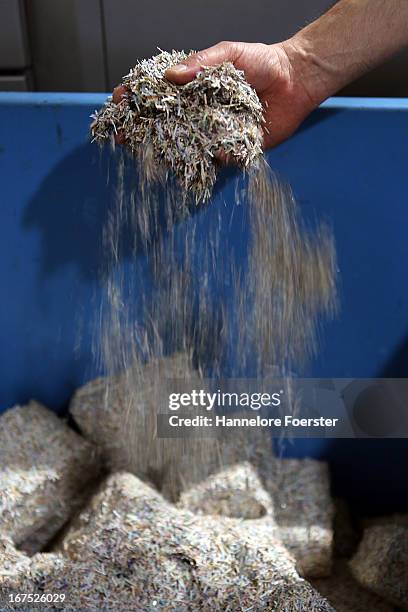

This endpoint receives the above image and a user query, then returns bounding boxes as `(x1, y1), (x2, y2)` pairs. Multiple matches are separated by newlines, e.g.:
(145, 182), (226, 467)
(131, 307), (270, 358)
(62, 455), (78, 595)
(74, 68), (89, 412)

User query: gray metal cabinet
(25, 0), (106, 92)
(0, 0), (29, 68)
(102, 0), (335, 88)
(4, 0), (408, 95)
(0, 0), (31, 90)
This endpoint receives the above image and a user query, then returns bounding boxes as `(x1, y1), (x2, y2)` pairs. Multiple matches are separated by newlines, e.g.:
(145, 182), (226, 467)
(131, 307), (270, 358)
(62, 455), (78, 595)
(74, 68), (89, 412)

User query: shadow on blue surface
(23, 145), (113, 281)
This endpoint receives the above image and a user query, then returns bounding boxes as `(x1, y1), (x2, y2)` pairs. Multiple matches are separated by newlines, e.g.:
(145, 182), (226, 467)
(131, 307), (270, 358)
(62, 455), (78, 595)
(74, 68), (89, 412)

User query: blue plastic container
(1, 93), (407, 512)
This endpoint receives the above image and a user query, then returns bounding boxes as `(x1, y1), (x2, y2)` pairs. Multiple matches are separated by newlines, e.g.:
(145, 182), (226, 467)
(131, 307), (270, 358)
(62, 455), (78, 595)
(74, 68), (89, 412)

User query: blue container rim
(1, 91), (408, 111)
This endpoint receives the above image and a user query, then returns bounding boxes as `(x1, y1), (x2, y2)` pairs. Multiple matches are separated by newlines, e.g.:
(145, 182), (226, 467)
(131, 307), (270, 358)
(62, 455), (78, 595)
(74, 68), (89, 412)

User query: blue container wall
(0, 93), (407, 512)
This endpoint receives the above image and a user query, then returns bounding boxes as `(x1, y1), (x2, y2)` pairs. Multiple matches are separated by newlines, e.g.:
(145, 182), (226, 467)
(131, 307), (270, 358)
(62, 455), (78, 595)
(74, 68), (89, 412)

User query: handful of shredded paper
(90, 50), (264, 201)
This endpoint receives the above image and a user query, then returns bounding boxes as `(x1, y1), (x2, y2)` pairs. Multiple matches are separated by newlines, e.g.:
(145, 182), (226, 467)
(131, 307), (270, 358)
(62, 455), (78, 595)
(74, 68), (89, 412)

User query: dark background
(1, 0), (408, 95)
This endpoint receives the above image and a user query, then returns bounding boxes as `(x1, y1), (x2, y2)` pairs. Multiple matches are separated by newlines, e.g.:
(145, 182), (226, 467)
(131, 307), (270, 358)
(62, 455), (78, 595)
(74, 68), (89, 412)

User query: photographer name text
(166, 414), (339, 428)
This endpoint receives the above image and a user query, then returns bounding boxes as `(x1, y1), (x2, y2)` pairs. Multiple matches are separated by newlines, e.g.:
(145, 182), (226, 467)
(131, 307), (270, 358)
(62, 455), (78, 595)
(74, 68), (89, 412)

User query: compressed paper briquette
(350, 524), (408, 610)
(163, 413), (275, 491)
(0, 539), (130, 611)
(0, 539), (168, 611)
(60, 472), (334, 611)
(69, 352), (221, 497)
(265, 458), (334, 578)
(71, 364), (333, 579)
(0, 536), (332, 612)
(176, 462), (292, 590)
(312, 560), (393, 612)
(160, 410), (277, 500)
(71, 359), (334, 579)
(70, 366), (276, 500)
(0, 536), (69, 609)
(69, 374), (126, 465)
(0, 536), (137, 611)
(90, 50), (263, 202)
(178, 461), (274, 519)
(177, 457), (334, 579)
(176, 460), (278, 535)
(0, 401), (100, 553)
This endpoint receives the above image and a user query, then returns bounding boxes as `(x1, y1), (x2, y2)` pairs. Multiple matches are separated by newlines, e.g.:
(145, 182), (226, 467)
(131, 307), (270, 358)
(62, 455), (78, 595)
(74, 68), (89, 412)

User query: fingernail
(169, 63), (188, 73)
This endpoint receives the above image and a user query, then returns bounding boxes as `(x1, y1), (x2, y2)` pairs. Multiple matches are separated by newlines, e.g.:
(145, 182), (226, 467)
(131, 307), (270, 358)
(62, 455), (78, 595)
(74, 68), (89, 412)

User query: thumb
(165, 42), (242, 84)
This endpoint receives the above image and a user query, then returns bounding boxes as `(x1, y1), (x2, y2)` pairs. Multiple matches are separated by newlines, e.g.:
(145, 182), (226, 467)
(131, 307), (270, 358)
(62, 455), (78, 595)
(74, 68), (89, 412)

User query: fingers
(165, 41), (243, 84)
(215, 150), (232, 166)
(112, 85), (127, 104)
(114, 131), (126, 145)
(111, 86), (128, 143)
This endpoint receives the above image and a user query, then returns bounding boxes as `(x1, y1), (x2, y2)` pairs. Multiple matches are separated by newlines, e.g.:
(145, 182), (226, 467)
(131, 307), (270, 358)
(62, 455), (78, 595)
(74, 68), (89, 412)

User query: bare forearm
(285, 0), (408, 106)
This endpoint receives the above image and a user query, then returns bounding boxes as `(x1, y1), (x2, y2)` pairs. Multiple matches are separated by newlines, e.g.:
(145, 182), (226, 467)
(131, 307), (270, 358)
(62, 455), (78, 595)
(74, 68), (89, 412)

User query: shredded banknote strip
(90, 50), (264, 202)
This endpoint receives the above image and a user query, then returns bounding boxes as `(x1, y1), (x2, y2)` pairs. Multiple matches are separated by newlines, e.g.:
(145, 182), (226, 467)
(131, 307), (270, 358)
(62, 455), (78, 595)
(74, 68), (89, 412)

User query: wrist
(280, 35), (341, 108)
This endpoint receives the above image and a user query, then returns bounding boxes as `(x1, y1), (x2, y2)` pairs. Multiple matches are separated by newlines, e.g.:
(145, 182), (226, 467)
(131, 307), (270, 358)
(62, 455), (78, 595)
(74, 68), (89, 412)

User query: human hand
(164, 41), (318, 149)
(111, 41), (318, 150)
